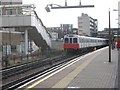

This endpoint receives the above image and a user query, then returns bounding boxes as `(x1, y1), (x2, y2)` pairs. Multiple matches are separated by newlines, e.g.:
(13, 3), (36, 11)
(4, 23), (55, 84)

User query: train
(63, 34), (108, 53)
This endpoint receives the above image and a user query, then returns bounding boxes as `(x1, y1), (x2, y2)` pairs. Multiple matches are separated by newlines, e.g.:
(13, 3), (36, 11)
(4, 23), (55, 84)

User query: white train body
(63, 34), (107, 51)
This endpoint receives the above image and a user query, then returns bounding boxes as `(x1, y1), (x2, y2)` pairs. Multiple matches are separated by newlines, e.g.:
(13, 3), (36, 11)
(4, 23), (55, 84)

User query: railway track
(1, 53), (80, 90)
(2, 54), (66, 79)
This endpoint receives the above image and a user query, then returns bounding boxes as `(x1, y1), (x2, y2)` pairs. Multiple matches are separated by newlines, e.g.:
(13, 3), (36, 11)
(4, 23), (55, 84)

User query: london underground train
(63, 34), (108, 52)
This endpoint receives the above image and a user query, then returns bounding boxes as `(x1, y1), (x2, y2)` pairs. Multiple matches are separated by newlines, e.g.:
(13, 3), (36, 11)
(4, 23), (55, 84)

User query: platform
(25, 46), (118, 89)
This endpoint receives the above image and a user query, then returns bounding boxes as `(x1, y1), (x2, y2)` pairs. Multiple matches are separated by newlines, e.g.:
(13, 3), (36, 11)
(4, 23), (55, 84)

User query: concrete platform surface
(25, 47), (118, 89)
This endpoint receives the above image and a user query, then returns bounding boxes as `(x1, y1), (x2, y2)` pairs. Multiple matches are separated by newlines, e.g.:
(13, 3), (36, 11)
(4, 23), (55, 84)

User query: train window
(70, 38), (72, 43)
(64, 38), (69, 43)
(73, 38), (77, 43)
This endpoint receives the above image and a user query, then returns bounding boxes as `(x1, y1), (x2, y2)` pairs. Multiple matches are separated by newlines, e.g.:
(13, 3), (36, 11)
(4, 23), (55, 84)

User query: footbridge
(0, 4), (51, 54)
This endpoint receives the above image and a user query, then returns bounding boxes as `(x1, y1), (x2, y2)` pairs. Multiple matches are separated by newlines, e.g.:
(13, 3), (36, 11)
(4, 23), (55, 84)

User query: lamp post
(109, 9), (111, 62)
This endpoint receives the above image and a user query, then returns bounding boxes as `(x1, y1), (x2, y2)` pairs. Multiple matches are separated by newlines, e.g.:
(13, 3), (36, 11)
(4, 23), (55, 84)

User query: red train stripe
(64, 44), (79, 49)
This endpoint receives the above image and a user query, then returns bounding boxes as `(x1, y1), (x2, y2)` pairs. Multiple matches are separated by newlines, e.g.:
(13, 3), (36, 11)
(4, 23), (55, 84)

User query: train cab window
(73, 38), (77, 43)
(64, 38), (69, 43)
(70, 38), (72, 43)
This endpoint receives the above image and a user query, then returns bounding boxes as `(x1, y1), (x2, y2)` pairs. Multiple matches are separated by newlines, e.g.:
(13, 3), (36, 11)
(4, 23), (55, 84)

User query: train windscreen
(73, 38), (77, 43)
(64, 38), (69, 43)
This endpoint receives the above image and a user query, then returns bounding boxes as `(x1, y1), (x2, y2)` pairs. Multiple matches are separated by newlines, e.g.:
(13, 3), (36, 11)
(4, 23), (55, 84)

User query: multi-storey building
(0, 0), (25, 55)
(78, 13), (98, 36)
(47, 24), (74, 40)
(47, 27), (61, 40)
(0, 0), (52, 56)
(60, 24), (73, 35)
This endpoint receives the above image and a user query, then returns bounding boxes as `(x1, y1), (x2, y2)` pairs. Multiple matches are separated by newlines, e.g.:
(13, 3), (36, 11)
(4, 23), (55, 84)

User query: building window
(79, 26), (82, 28)
(79, 21), (83, 24)
(7, 9), (13, 15)
(10, 1), (12, 5)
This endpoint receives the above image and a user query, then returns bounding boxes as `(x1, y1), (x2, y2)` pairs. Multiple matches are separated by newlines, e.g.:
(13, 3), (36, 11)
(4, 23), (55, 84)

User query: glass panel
(64, 38), (69, 43)
(73, 38), (77, 43)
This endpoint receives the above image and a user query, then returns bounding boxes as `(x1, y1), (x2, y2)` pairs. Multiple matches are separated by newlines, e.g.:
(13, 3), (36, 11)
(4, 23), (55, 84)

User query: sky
(23, 0), (119, 31)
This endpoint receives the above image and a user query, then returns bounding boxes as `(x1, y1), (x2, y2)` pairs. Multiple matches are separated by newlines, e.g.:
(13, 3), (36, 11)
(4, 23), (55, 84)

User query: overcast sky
(23, 0), (119, 31)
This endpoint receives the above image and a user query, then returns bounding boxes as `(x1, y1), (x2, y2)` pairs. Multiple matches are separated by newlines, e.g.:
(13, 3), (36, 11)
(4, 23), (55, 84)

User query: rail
(2, 54), (65, 79)
(2, 54), (80, 89)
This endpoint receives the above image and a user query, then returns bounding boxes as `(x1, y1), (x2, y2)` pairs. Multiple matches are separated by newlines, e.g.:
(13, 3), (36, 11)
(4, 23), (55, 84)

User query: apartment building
(78, 13), (98, 36)
(60, 24), (73, 35)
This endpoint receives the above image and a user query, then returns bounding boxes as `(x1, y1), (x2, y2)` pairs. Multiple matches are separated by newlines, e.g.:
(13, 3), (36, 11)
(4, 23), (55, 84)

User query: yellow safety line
(52, 53), (99, 88)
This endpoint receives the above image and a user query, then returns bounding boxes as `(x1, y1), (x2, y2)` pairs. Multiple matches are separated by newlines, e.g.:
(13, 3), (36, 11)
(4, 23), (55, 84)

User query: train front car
(63, 34), (108, 54)
(63, 34), (80, 53)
